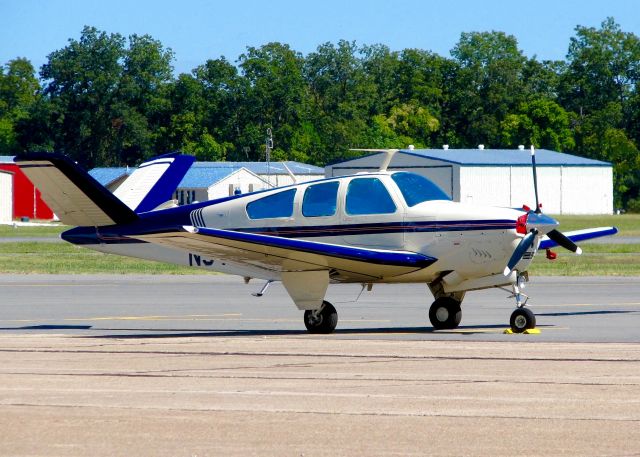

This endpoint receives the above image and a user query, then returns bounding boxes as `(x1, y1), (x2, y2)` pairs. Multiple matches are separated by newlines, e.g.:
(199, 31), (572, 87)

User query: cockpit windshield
(391, 172), (451, 206)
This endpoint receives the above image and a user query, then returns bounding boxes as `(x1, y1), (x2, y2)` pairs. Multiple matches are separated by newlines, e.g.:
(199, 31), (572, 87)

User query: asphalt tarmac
(1, 274), (639, 342)
(1, 274), (639, 456)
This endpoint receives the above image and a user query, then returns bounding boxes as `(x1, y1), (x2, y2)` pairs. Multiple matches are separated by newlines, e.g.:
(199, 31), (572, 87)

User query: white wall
(208, 169), (270, 200)
(460, 166), (612, 214)
(0, 171), (13, 223)
(459, 167), (512, 207)
(560, 167), (613, 214)
(509, 167), (562, 213)
(326, 154), (614, 215)
(255, 173), (321, 188)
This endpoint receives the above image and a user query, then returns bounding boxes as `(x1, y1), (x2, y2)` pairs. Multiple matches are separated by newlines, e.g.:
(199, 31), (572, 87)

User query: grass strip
(0, 242), (213, 275)
(0, 241), (637, 276)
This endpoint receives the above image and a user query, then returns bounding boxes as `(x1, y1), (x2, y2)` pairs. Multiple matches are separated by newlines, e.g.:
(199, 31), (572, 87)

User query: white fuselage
(88, 172), (532, 288)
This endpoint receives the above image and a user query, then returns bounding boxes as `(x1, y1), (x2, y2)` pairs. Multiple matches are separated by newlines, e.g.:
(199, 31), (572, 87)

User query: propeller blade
(530, 145), (541, 213)
(504, 230), (537, 276)
(546, 229), (583, 255)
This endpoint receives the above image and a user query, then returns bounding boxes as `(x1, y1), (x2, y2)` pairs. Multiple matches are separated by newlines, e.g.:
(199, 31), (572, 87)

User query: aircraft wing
(134, 225), (437, 281)
(538, 227), (618, 249)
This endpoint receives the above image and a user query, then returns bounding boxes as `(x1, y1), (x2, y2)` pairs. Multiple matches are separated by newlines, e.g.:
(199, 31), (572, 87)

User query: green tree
(500, 97), (574, 151)
(560, 18), (640, 208)
(449, 31), (527, 147)
(303, 40), (378, 161)
(236, 43), (306, 160)
(40, 26), (174, 168)
(0, 58), (40, 154)
(560, 18), (640, 117)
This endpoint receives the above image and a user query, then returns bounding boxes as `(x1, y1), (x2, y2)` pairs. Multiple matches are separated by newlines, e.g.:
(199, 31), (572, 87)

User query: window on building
(391, 172), (450, 206)
(345, 178), (396, 215)
(180, 190), (185, 206)
(246, 189), (297, 219)
(302, 181), (339, 217)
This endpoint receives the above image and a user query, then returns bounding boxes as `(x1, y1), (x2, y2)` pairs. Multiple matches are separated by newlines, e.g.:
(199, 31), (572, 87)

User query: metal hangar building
(90, 161), (325, 206)
(325, 147), (613, 215)
(0, 155), (55, 222)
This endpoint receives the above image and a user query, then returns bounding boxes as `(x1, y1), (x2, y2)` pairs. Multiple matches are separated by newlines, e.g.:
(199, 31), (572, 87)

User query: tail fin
(113, 152), (194, 213)
(15, 153), (138, 227)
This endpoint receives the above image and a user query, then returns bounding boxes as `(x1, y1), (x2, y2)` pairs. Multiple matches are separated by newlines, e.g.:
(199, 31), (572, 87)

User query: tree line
(1, 18), (639, 210)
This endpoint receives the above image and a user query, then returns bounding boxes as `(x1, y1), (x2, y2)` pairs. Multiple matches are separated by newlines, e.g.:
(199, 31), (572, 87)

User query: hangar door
(0, 170), (13, 223)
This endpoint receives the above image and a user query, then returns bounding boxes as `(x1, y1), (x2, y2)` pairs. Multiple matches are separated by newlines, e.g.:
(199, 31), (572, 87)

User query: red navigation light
(522, 205), (531, 212)
(516, 213), (528, 235)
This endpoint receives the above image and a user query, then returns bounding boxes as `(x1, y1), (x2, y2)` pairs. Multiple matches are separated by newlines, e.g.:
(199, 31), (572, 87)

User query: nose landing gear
(506, 272), (536, 333)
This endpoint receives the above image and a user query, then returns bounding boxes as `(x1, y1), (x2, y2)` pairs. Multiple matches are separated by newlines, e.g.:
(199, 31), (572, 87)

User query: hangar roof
(89, 160), (322, 189)
(332, 149), (611, 167)
(89, 167), (132, 186)
(178, 167), (268, 188)
(191, 161), (324, 175)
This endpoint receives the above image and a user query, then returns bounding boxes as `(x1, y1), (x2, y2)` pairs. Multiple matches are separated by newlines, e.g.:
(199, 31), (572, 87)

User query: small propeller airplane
(15, 147), (617, 333)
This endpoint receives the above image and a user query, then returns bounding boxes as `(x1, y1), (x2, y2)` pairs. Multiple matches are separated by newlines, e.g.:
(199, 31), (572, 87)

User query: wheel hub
(514, 315), (527, 329)
(435, 307), (449, 322)
(307, 312), (323, 326)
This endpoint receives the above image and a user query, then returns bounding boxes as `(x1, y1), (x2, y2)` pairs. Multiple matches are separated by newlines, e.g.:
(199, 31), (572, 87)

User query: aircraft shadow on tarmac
(0, 323), (555, 338)
(536, 310), (637, 317)
(0, 324), (93, 330)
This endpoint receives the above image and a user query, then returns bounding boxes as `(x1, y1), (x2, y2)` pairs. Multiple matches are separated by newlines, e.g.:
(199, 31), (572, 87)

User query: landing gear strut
(303, 301), (338, 334)
(429, 297), (462, 330)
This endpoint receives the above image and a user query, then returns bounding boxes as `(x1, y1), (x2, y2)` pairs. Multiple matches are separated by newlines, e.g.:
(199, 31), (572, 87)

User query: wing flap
(134, 226), (437, 280)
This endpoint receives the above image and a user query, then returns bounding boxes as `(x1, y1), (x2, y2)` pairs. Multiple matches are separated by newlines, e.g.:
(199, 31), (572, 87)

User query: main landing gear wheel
(429, 297), (462, 330)
(304, 301), (338, 334)
(510, 307), (536, 333)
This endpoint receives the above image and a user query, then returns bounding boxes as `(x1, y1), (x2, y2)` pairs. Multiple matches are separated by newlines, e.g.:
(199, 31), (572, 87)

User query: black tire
(510, 307), (536, 333)
(429, 297), (462, 330)
(304, 301), (338, 334)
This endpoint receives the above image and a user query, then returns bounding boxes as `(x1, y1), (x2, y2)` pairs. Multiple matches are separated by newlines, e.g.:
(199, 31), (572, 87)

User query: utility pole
(265, 128), (274, 188)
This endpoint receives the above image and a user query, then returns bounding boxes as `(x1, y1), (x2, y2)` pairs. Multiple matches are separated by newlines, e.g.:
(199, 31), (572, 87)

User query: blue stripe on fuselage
(230, 219), (517, 238)
(62, 218), (517, 245)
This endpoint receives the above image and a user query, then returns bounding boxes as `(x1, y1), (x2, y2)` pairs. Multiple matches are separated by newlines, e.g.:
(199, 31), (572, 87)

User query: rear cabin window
(391, 172), (450, 206)
(302, 181), (339, 217)
(345, 178), (396, 215)
(246, 189), (296, 219)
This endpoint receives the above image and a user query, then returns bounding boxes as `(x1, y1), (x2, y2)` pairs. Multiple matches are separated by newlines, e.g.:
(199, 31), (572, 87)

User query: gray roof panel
(88, 167), (132, 186)
(192, 161), (324, 174)
(331, 149), (611, 167)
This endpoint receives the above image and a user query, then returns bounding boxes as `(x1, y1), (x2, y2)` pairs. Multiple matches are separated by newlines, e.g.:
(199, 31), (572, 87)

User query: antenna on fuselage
(349, 148), (399, 172)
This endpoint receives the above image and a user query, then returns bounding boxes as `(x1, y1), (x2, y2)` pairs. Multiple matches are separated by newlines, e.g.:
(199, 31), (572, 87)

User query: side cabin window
(345, 178), (396, 215)
(302, 181), (339, 217)
(391, 172), (450, 206)
(246, 189), (296, 219)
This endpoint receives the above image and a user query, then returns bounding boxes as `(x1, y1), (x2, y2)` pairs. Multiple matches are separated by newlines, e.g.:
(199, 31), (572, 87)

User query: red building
(0, 156), (54, 221)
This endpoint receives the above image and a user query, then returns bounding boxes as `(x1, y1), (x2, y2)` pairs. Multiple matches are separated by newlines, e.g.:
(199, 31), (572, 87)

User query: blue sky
(1, 0), (639, 75)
